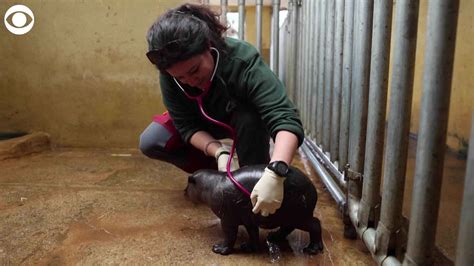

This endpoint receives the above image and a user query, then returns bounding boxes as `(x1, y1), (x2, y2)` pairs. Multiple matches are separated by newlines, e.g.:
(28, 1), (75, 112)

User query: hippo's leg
(297, 217), (324, 254)
(212, 220), (238, 255)
(267, 226), (295, 243)
(240, 224), (259, 252)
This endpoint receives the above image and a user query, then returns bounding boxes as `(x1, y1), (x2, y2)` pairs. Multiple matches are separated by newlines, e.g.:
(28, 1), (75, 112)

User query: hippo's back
(221, 165), (318, 228)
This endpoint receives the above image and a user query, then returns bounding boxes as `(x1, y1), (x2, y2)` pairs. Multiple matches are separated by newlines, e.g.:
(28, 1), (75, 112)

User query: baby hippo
(185, 165), (323, 255)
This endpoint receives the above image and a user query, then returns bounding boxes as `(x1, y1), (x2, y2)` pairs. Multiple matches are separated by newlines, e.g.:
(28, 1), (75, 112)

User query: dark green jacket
(159, 37), (304, 146)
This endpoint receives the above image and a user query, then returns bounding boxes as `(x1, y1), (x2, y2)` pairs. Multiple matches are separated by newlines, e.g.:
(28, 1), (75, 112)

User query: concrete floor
(0, 141), (376, 265)
(0, 134), (464, 265)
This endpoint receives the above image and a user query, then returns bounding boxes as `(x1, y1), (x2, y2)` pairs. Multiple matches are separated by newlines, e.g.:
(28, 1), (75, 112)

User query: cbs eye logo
(4, 5), (35, 35)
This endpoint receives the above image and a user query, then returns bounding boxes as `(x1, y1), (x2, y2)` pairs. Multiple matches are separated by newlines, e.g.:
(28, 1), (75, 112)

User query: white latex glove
(215, 147), (239, 172)
(250, 167), (285, 216)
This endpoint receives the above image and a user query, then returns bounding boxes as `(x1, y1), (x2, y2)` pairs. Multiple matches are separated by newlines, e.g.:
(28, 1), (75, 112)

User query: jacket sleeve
(159, 75), (204, 143)
(237, 53), (305, 146)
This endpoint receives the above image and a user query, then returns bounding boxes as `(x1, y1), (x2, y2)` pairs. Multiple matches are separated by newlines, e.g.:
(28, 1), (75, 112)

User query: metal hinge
(344, 164), (363, 181)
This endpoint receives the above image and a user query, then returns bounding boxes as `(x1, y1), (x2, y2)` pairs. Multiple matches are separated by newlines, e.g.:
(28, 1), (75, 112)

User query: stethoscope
(173, 47), (251, 197)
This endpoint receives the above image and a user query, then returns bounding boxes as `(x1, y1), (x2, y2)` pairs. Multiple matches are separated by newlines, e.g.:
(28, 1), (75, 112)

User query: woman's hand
(250, 167), (285, 216)
(215, 147), (239, 172)
(250, 131), (298, 216)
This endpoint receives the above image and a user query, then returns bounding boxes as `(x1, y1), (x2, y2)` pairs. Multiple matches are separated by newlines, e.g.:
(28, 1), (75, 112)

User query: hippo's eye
(188, 176), (196, 184)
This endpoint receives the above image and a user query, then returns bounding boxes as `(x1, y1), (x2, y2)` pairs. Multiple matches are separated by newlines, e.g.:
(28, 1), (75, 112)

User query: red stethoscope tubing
(196, 97), (251, 197)
(174, 48), (251, 197)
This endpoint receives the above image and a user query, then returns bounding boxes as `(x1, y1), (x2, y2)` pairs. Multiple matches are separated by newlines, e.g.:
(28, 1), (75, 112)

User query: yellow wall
(411, 0), (473, 154)
(243, 6), (272, 63)
(224, 5), (272, 63)
(0, 0), (189, 148)
(2, 0), (470, 152)
(0, 1), (272, 148)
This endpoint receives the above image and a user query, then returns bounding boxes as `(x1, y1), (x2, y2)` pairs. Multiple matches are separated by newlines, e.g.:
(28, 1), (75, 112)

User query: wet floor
(0, 145), (375, 265)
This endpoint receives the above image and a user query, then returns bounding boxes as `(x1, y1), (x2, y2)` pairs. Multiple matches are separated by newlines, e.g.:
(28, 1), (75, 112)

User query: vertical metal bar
(455, 113), (474, 266)
(338, 0), (354, 172)
(322, 0), (334, 153)
(375, 0), (419, 257)
(316, 0), (326, 145)
(310, 0), (320, 139)
(220, 0), (228, 36)
(348, 0), (373, 178)
(347, 0), (359, 172)
(297, 1), (304, 117)
(293, 1), (303, 103)
(288, 0), (299, 102)
(283, 14), (290, 90)
(306, 1), (316, 136)
(330, 0), (344, 162)
(295, 1), (305, 107)
(283, 17), (290, 86)
(358, 0), (393, 230)
(345, 0), (373, 242)
(304, 0), (310, 132)
(293, 1), (303, 116)
(310, 0), (317, 137)
(271, 0), (280, 73)
(278, 16), (286, 81)
(403, 0), (459, 264)
(285, 2), (291, 97)
(300, 0), (307, 128)
(238, 0), (246, 40)
(305, 0), (311, 132)
(256, 0), (263, 53)
(303, 0), (310, 133)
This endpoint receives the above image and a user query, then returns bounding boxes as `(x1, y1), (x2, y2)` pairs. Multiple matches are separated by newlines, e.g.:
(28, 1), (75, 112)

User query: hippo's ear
(188, 175), (196, 184)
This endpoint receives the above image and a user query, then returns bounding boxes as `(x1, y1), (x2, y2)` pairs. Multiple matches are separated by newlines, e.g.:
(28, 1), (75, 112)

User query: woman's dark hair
(146, 3), (228, 72)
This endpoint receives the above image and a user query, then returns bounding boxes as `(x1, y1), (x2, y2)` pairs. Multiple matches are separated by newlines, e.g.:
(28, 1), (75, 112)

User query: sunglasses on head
(146, 38), (188, 65)
(146, 50), (160, 65)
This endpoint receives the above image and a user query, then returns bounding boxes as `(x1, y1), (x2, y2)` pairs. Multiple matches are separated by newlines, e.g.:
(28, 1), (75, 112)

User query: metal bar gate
(210, 0), (472, 265)
(281, 0), (473, 265)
